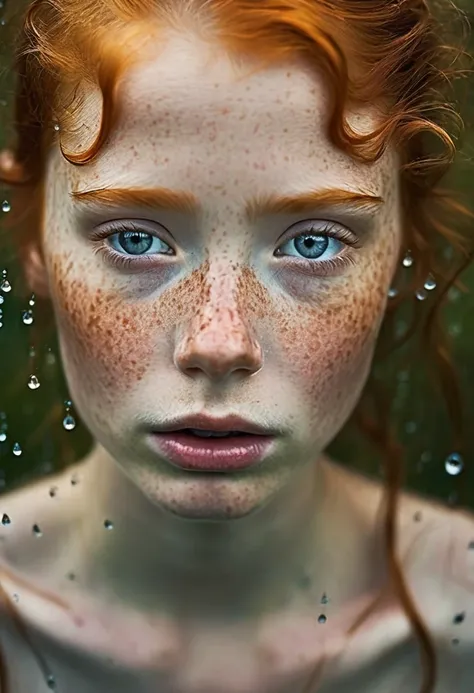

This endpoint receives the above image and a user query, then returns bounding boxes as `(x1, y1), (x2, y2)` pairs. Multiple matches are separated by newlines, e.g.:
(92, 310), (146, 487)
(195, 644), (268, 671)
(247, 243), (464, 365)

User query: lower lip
(149, 432), (275, 471)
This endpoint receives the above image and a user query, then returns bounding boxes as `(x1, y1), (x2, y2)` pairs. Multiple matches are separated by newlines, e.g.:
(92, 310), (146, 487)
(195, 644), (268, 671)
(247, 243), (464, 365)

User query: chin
(141, 475), (275, 522)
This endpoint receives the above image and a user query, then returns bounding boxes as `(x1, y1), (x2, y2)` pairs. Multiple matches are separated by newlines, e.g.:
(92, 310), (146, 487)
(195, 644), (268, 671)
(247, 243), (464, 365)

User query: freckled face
(42, 35), (401, 519)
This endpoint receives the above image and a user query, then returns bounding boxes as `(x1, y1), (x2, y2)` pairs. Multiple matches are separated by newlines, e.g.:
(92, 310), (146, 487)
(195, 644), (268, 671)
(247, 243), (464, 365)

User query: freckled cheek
(273, 289), (386, 405)
(52, 277), (157, 394)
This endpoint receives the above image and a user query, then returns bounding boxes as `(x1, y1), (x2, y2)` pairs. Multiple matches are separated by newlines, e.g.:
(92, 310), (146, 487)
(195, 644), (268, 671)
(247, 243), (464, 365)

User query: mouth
(148, 414), (278, 472)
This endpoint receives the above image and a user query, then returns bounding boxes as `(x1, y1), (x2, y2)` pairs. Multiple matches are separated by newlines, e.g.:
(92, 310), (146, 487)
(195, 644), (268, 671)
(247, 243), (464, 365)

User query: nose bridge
(175, 267), (263, 380)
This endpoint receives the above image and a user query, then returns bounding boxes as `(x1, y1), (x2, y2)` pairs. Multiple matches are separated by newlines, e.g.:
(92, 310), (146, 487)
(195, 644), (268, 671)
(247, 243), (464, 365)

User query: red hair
(0, 1), (473, 692)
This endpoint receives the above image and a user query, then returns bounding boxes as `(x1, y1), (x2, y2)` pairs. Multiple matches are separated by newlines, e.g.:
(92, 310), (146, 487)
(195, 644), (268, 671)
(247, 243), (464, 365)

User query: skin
(36, 34), (400, 609)
(1, 29), (473, 693)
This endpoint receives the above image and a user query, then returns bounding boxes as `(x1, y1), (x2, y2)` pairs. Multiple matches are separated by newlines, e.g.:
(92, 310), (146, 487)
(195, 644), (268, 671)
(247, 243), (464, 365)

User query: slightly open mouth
(181, 428), (249, 438)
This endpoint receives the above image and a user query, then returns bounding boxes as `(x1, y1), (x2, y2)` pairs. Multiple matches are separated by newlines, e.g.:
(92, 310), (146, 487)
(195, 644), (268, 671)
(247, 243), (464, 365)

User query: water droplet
(53, 123), (60, 132)
(104, 519), (114, 530)
(12, 442), (22, 457)
(12, 593), (19, 603)
(32, 524), (42, 537)
(388, 287), (398, 298)
(424, 274), (437, 291)
(49, 486), (58, 498)
(28, 375), (40, 390)
(453, 611), (465, 624)
(415, 288), (428, 301)
(67, 571), (76, 581)
(64, 400), (72, 409)
(46, 673), (56, 689)
(0, 433), (6, 443)
(1, 514), (11, 526)
(402, 251), (414, 268)
(70, 473), (80, 486)
(1, 201), (10, 213)
(29, 294), (36, 307)
(63, 415), (76, 431)
(22, 310), (34, 325)
(318, 614), (327, 624)
(0, 279), (11, 293)
(413, 511), (422, 522)
(445, 452), (463, 476)
(468, 540), (474, 550)
(0, 295), (3, 304)
(320, 593), (329, 605)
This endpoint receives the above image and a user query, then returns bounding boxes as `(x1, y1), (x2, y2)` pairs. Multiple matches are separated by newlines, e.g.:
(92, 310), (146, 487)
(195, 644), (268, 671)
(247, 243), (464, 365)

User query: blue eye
(108, 229), (173, 256)
(276, 232), (344, 261)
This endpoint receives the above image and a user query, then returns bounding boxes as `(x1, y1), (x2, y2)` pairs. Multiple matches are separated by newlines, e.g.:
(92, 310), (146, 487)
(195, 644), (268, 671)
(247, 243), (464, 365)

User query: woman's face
(38, 34), (401, 519)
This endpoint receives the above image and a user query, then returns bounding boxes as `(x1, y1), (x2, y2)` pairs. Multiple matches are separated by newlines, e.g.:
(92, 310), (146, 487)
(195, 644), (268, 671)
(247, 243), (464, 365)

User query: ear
(20, 242), (51, 299)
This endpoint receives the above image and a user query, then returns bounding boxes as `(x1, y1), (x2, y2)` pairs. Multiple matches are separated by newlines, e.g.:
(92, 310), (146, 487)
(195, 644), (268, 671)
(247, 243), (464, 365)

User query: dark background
(0, 0), (473, 509)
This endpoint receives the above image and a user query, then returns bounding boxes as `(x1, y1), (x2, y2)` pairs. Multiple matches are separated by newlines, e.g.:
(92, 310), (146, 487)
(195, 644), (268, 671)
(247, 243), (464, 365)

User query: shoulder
(398, 500), (474, 691)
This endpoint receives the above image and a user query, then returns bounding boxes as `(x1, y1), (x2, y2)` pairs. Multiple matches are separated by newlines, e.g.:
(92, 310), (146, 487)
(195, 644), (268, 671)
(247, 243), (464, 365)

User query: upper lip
(153, 414), (276, 436)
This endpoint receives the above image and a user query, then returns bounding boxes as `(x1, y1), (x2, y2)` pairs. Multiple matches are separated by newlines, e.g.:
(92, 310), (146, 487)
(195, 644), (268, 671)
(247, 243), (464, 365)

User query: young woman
(0, 0), (473, 691)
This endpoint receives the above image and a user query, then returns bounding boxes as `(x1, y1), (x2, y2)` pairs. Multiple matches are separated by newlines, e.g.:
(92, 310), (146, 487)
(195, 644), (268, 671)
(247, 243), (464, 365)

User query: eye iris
(294, 234), (328, 259)
(118, 231), (153, 255)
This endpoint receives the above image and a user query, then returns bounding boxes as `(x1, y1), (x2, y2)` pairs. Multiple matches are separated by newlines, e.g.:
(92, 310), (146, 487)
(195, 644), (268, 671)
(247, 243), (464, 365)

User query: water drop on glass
(402, 251), (413, 268)
(445, 452), (463, 476)
(424, 274), (437, 291)
(1, 201), (11, 213)
(415, 288), (428, 301)
(0, 279), (11, 293)
(1, 514), (11, 526)
(104, 519), (114, 530)
(63, 415), (76, 431)
(22, 310), (34, 325)
(318, 614), (327, 624)
(12, 442), (22, 457)
(28, 375), (40, 390)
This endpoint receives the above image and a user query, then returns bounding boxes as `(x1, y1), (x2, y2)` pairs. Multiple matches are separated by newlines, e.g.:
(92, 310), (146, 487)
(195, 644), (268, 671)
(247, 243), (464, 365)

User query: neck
(71, 444), (384, 623)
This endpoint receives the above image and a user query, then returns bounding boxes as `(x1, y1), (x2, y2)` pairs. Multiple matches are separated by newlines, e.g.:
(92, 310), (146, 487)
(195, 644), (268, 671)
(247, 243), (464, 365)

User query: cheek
(49, 253), (210, 396)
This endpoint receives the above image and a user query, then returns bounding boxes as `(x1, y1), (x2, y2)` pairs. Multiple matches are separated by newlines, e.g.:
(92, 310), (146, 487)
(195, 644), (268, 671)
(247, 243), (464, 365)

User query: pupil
(295, 234), (328, 259)
(119, 231), (153, 255)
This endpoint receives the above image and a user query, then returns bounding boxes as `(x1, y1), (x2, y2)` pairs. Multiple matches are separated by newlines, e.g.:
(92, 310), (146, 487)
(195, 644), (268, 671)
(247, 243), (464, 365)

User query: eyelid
(276, 219), (362, 250)
(89, 219), (175, 246)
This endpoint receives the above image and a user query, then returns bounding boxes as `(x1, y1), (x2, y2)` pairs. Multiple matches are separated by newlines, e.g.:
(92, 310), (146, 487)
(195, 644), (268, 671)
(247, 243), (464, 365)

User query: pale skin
(0, 31), (473, 693)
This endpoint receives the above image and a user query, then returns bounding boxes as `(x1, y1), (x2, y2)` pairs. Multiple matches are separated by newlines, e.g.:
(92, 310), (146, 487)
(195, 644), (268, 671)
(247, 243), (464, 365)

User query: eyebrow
(70, 186), (384, 220)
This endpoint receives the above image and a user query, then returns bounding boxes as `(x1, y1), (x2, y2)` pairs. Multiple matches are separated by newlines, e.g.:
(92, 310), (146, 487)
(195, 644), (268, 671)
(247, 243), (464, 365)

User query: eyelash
(90, 220), (360, 274)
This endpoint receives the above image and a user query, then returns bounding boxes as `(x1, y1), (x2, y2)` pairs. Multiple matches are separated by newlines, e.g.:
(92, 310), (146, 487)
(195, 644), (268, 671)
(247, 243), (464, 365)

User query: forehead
(65, 33), (396, 196)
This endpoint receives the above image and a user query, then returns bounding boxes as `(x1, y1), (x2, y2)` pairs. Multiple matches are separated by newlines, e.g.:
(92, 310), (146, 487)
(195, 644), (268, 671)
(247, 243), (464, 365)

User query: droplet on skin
(1, 514), (11, 526)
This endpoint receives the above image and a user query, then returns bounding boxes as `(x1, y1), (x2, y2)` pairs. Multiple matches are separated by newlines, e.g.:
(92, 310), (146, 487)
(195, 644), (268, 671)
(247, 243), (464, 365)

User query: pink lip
(149, 432), (275, 472)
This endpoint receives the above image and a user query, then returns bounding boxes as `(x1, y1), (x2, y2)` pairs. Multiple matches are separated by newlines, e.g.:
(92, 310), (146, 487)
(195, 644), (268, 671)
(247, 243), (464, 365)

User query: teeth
(188, 429), (239, 438)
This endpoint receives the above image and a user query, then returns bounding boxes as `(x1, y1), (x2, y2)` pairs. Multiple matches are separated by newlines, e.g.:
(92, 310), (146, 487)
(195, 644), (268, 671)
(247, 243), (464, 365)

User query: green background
(0, 0), (473, 510)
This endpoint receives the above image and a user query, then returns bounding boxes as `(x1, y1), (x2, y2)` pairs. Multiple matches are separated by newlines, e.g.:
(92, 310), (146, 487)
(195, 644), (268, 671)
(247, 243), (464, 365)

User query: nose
(174, 305), (263, 382)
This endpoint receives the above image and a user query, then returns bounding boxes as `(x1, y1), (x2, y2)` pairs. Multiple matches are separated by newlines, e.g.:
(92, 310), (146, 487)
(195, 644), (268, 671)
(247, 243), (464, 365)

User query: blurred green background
(0, 0), (473, 509)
